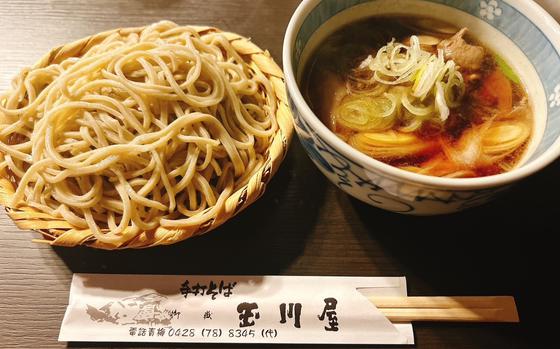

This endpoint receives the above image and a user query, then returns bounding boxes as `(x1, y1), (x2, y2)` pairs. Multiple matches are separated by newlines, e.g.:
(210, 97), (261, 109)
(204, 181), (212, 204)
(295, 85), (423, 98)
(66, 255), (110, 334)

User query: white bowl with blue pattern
(283, 0), (560, 215)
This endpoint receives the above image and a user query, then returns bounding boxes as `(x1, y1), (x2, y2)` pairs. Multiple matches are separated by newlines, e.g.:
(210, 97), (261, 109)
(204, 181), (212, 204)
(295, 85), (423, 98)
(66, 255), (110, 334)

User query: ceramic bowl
(283, 0), (560, 214)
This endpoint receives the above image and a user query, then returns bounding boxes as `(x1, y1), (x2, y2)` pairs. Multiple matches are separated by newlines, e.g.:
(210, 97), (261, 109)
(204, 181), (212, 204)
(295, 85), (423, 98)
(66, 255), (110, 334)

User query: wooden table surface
(0, 1), (538, 348)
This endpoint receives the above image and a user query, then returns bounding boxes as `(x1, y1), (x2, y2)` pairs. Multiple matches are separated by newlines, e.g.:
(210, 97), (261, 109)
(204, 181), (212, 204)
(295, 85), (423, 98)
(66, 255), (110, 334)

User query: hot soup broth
(303, 17), (533, 178)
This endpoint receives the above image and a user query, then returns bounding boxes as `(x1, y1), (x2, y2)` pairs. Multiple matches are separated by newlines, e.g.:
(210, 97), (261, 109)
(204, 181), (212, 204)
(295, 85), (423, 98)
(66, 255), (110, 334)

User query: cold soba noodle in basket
(0, 21), (278, 246)
(304, 17), (533, 178)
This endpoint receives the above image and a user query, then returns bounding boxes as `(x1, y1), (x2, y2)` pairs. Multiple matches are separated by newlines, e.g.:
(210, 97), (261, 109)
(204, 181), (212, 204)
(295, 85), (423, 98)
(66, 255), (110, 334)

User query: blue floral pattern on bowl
(289, 89), (509, 214)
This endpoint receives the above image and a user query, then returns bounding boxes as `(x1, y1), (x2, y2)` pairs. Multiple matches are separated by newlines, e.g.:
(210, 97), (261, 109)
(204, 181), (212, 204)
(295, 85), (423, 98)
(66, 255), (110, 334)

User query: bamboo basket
(0, 23), (293, 249)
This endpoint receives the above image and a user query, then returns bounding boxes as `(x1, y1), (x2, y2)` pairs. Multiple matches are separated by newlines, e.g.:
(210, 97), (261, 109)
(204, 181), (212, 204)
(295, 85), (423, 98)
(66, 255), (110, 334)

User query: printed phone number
(128, 327), (278, 339)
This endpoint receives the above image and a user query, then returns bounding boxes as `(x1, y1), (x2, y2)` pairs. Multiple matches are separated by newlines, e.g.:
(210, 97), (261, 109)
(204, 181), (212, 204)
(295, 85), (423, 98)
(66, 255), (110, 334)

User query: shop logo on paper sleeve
(85, 293), (181, 326)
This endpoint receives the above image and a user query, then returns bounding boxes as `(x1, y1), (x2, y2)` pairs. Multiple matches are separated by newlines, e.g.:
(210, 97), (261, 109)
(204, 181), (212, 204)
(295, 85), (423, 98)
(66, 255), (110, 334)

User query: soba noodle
(0, 21), (277, 245)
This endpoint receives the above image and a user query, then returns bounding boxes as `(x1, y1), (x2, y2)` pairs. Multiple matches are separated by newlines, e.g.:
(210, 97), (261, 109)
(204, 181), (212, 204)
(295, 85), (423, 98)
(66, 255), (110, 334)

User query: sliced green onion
(352, 34), (466, 128)
(435, 81), (449, 121)
(412, 50), (445, 100)
(401, 92), (434, 116)
(494, 54), (521, 84)
(335, 94), (397, 131)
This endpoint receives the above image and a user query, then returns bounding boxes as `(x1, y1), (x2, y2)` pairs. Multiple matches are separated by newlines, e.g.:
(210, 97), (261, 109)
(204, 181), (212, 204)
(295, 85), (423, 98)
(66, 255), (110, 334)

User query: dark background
(0, 1), (539, 348)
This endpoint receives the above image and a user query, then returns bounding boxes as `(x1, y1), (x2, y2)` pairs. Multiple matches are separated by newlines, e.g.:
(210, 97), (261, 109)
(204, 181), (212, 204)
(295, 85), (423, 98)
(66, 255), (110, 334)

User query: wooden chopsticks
(369, 296), (519, 323)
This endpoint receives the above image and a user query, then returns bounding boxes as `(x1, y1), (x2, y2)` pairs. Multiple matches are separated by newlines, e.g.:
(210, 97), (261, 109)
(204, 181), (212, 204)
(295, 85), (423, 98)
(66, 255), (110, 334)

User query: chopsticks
(369, 296), (519, 323)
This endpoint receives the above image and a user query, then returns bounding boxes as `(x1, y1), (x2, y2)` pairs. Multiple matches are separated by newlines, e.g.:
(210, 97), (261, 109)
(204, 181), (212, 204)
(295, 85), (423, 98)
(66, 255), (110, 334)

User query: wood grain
(0, 0), (537, 348)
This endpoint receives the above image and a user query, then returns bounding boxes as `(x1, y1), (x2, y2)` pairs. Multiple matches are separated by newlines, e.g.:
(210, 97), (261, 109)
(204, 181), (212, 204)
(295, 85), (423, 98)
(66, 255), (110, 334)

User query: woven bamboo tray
(0, 23), (293, 249)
